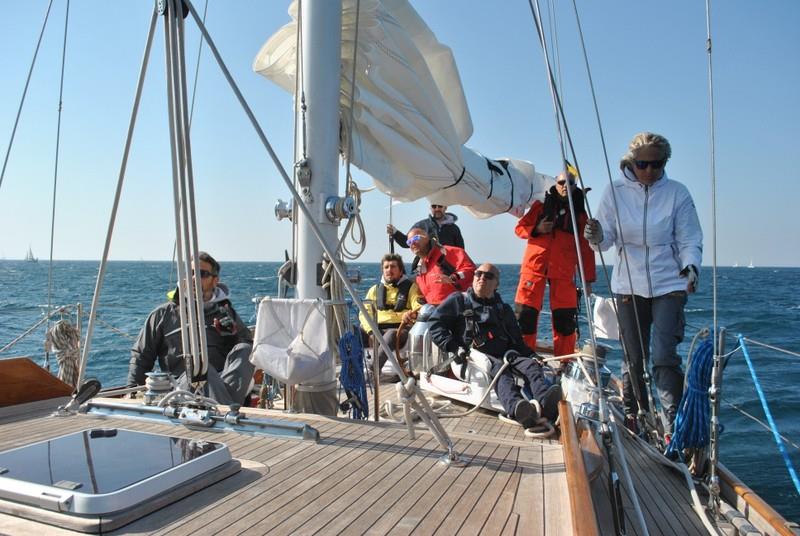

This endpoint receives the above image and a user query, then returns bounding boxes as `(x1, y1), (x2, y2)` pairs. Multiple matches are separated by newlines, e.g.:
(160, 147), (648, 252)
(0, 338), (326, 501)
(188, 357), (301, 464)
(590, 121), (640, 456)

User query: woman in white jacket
(584, 132), (702, 438)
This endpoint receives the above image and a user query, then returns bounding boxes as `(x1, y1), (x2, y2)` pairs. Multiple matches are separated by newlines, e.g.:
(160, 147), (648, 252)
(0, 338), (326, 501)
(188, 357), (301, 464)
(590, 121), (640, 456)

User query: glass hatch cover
(0, 428), (232, 515)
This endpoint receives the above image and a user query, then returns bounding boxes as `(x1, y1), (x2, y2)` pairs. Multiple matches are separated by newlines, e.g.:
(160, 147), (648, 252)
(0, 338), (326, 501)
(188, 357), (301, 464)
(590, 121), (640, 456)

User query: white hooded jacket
(592, 168), (703, 297)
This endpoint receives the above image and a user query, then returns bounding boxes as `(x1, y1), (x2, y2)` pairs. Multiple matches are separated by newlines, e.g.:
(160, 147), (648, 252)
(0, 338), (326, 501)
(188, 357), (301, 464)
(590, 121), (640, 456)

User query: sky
(0, 1), (798, 268)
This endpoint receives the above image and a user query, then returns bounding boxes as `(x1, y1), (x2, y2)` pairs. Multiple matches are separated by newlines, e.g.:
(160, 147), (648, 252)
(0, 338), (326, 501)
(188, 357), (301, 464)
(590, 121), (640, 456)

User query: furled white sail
(253, 0), (553, 218)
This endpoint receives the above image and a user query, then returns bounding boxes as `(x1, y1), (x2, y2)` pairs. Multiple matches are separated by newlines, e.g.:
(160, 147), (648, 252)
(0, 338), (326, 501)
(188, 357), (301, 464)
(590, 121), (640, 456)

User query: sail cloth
(253, 0), (553, 218)
(250, 298), (335, 385)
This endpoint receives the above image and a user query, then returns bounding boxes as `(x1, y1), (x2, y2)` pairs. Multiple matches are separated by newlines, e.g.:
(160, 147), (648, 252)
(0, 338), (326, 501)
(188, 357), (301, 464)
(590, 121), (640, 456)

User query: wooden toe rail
(559, 400), (600, 536)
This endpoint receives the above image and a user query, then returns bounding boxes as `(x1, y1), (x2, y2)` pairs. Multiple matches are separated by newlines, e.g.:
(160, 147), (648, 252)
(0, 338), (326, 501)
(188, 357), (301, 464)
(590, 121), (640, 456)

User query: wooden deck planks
(0, 397), (573, 535)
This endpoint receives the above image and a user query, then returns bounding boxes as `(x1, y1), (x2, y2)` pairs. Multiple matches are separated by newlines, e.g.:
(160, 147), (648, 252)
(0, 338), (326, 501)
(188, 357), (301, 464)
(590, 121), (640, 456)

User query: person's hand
(680, 265), (699, 293)
(401, 310), (418, 325)
(454, 347), (469, 365)
(584, 219), (603, 245)
(536, 218), (554, 235)
(386, 224), (396, 235)
(434, 273), (456, 286)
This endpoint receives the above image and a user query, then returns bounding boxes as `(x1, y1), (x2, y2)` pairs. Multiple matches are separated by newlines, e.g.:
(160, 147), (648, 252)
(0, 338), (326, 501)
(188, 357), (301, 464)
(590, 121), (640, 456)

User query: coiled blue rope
(338, 329), (368, 420)
(666, 337), (714, 457)
(738, 334), (800, 497)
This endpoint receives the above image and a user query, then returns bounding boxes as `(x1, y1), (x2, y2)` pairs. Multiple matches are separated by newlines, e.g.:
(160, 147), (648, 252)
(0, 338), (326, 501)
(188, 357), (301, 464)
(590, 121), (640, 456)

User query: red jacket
(515, 190), (596, 282)
(415, 245), (475, 305)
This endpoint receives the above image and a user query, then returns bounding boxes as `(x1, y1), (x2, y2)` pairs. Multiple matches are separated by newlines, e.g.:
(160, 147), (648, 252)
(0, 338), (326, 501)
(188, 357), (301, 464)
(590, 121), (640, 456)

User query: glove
(584, 218), (603, 245)
(680, 264), (699, 293)
(454, 347), (469, 365)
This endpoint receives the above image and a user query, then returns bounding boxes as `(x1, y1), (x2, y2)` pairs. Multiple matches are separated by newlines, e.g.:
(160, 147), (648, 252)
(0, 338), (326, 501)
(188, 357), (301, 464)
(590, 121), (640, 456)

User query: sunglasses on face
(430, 204), (444, 209)
(556, 179), (576, 186)
(406, 235), (424, 246)
(634, 159), (666, 171)
(474, 270), (496, 281)
(197, 269), (216, 279)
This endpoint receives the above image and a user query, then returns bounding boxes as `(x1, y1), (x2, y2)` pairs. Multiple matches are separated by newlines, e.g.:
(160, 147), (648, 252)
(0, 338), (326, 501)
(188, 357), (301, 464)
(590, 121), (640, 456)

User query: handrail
(559, 400), (600, 536)
(718, 462), (798, 536)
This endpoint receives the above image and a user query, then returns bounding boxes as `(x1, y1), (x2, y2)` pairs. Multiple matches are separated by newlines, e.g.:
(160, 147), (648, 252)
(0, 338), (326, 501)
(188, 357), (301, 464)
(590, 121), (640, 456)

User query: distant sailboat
(732, 262), (739, 267)
(747, 259), (755, 268)
(24, 246), (37, 263)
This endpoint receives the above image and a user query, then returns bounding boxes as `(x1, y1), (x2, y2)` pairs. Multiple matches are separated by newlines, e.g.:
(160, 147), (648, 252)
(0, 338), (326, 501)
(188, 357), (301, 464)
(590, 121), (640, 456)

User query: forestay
(253, 0), (553, 218)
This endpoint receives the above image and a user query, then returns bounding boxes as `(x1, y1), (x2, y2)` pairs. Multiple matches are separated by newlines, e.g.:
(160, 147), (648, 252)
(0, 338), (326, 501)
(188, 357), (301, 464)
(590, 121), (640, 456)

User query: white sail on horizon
(253, 0), (553, 219)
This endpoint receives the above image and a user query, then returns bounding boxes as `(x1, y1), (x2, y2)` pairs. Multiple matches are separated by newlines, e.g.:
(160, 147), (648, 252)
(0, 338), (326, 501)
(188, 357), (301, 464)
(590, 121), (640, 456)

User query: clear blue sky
(1, 1), (798, 267)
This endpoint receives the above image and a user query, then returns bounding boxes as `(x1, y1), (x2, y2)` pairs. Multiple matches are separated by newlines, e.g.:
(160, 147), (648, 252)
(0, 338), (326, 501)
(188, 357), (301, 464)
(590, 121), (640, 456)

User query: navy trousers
(488, 355), (548, 416)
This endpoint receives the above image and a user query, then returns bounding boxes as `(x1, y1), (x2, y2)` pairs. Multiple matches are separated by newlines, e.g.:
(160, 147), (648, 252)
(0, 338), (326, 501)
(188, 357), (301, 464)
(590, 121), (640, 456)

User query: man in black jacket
(428, 263), (561, 428)
(128, 252), (254, 405)
(387, 203), (465, 250)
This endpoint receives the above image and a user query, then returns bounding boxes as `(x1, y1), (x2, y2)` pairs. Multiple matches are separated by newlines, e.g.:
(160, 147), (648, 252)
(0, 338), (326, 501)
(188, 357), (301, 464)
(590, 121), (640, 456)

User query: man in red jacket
(407, 228), (475, 305)
(514, 172), (596, 356)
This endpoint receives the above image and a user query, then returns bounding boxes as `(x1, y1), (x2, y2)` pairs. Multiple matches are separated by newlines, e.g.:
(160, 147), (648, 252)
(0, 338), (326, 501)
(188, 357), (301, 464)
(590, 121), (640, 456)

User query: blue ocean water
(1, 260), (798, 520)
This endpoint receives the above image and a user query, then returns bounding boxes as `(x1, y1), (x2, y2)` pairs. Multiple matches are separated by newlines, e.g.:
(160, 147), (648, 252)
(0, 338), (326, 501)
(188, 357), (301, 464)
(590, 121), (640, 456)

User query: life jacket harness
(458, 291), (511, 379)
(376, 278), (413, 312)
(435, 247), (457, 276)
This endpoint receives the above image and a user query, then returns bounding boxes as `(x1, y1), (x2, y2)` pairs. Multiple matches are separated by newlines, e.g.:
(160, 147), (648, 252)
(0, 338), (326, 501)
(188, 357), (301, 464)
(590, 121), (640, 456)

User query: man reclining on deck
(127, 251), (254, 405)
(428, 263), (562, 428)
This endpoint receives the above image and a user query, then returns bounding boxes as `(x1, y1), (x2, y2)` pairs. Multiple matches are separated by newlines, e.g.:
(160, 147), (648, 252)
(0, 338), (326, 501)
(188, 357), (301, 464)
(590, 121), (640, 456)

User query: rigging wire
(45, 0), (71, 372)
(0, 0), (55, 194)
(526, 0), (649, 533)
(568, 0), (661, 438)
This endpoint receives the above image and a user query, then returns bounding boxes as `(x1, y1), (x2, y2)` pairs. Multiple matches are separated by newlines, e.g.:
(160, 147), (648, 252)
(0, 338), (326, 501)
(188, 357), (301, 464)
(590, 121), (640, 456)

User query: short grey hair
(620, 132), (672, 171)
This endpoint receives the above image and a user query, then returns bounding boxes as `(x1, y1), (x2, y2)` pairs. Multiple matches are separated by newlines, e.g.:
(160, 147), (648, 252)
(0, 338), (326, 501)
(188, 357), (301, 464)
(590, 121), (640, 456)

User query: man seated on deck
(127, 251), (254, 405)
(428, 263), (562, 428)
(407, 228), (475, 306)
(358, 253), (423, 380)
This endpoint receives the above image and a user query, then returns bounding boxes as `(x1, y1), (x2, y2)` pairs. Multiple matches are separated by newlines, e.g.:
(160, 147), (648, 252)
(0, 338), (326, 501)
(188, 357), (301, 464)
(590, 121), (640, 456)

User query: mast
(294, 0), (342, 298)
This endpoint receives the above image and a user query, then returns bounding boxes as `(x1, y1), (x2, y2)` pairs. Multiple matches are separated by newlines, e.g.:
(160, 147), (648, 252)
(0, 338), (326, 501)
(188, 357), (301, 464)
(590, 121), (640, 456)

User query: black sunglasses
(198, 269), (216, 279)
(556, 179), (576, 186)
(634, 159), (666, 170)
(430, 204), (444, 209)
(474, 270), (496, 281)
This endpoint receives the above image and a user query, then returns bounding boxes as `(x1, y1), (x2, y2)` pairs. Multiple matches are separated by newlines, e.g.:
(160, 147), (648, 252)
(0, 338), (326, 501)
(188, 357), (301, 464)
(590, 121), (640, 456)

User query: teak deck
(0, 384), (714, 535)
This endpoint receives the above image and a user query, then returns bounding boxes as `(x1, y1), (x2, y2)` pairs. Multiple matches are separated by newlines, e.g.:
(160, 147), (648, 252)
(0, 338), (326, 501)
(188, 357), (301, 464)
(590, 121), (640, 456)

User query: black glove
(454, 347), (469, 365)
(504, 349), (522, 365)
(680, 264), (699, 293)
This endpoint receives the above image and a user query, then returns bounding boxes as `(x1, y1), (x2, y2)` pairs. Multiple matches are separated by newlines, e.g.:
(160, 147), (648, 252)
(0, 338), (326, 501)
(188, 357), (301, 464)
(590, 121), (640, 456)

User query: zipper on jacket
(643, 185), (654, 297)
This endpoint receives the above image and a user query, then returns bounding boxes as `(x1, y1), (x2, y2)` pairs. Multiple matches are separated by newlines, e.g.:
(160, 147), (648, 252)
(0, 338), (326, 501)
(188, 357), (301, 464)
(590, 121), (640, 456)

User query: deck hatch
(0, 428), (235, 517)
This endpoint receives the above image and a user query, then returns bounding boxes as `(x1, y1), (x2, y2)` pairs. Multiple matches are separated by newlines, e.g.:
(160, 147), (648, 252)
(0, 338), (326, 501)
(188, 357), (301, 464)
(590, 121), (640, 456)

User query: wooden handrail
(718, 462), (798, 536)
(559, 400), (600, 536)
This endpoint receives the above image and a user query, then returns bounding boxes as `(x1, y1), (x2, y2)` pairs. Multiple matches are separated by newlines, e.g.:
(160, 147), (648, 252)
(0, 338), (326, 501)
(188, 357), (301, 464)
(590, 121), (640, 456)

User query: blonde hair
(620, 132), (672, 170)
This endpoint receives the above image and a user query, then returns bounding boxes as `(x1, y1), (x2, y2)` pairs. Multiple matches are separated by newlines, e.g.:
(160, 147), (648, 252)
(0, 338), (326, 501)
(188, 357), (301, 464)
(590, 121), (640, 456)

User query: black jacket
(392, 213), (465, 249)
(428, 289), (532, 359)
(127, 285), (252, 386)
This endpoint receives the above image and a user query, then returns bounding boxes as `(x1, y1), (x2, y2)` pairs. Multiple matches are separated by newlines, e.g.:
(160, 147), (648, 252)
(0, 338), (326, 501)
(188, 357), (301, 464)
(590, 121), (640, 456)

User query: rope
(339, 329), (368, 420)
(738, 335), (800, 496)
(0, 0), (55, 194)
(45, 319), (80, 388)
(666, 337), (714, 457)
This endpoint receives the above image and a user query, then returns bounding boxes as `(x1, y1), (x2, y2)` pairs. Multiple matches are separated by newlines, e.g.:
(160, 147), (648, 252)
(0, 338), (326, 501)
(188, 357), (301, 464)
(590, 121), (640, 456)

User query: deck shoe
(540, 384), (562, 422)
(514, 399), (538, 429)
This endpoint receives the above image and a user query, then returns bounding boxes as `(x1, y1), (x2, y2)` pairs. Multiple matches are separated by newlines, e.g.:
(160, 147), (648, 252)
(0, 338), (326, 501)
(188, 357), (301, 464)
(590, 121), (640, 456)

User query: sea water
(1, 260), (798, 521)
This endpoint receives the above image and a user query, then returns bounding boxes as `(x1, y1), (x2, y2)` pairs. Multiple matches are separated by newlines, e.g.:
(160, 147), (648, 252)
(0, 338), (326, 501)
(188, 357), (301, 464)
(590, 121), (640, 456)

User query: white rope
(45, 319), (80, 387)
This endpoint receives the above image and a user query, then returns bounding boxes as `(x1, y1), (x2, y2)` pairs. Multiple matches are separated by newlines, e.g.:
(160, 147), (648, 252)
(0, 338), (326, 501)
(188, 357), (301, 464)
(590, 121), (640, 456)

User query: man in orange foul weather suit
(514, 172), (596, 356)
